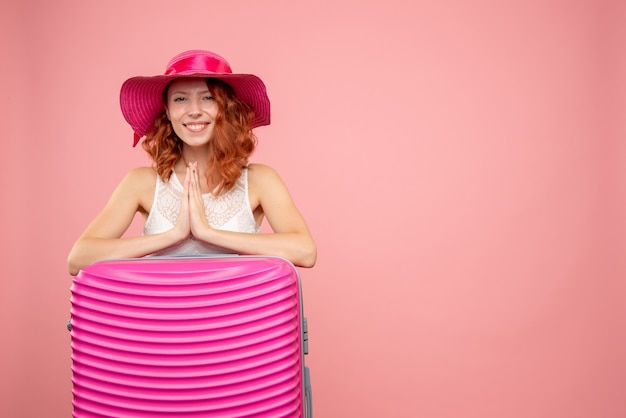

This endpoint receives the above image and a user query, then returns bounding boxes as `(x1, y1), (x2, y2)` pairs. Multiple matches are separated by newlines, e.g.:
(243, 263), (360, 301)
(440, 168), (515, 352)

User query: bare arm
(189, 164), (317, 268)
(66, 167), (188, 276)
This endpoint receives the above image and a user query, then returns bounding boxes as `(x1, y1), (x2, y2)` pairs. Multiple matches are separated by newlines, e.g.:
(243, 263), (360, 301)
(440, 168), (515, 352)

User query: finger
(182, 166), (192, 205)
(188, 168), (203, 215)
(192, 162), (200, 190)
(188, 163), (197, 193)
(192, 163), (203, 201)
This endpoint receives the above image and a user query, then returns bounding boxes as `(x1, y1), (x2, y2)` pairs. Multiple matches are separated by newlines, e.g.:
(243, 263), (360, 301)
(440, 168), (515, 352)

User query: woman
(67, 50), (316, 276)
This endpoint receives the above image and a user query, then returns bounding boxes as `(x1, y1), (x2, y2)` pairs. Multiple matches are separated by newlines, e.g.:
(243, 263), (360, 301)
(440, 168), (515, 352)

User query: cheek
(205, 101), (219, 116)
(164, 104), (173, 120)
(165, 109), (184, 136)
(165, 106), (181, 120)
(166, 106), (186, 123)
(170, 122), (184, 138)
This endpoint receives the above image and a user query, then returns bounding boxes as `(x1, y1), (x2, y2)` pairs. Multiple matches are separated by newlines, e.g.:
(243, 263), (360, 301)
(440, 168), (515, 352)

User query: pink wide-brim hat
(120, 50), (271, 146)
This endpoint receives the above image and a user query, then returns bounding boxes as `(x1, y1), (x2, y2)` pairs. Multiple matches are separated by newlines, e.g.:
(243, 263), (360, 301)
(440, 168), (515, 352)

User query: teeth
(186, 123), (206, 131)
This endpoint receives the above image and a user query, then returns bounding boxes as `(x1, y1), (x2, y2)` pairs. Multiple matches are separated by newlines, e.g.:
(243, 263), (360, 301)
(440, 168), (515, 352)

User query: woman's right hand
(172, 164), (193, 241)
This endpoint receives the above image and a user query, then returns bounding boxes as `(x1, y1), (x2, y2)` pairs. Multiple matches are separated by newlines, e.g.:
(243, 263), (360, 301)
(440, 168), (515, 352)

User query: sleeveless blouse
(143, 168), (261, 256)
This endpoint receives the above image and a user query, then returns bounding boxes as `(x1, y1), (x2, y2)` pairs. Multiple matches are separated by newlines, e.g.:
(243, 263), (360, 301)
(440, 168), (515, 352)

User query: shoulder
(125, 166), (157, 179)
(247, 163), (293, 203)
(246, 163), (288, 193)
(114, 167), (158, 213)
(121, 166), (157, 185)
(247, 163), (282, 184)
(114, 166), (157, 197)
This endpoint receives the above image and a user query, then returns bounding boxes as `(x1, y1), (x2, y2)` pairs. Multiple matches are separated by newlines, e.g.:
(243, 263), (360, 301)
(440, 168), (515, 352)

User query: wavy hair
(141, 78), (257, 195)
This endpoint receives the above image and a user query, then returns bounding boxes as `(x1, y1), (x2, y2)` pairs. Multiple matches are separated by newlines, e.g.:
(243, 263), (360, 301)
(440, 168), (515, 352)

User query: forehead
(166, 77), (209, 93)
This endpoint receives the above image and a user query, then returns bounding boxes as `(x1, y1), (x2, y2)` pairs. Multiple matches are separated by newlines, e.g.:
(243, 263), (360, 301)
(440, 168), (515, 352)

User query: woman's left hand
(186, 162), (212, 240)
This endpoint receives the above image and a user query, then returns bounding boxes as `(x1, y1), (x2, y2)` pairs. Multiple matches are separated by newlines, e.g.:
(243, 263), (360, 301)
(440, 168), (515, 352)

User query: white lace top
(143, 168), (261, 256)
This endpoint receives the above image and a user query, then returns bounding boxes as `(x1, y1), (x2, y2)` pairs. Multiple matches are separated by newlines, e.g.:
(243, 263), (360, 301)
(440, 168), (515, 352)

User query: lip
(184, 122), (210, 132)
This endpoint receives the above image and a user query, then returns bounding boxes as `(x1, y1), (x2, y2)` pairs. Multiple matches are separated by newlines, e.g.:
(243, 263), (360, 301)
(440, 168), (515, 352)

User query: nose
(187, 98), (202, 117)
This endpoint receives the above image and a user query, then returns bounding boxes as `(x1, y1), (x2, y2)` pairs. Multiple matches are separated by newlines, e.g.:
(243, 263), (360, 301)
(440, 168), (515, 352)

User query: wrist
(191, 223), (215, 244)
(166, 227), (189, 245)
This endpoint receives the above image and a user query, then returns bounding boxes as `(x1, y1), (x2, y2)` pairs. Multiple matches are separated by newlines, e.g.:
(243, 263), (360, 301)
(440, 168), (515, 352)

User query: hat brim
(120, 72), (270, 141)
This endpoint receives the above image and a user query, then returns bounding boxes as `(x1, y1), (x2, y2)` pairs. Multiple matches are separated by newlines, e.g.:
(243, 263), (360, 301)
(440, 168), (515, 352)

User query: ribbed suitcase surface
(70, 256), (308, 417)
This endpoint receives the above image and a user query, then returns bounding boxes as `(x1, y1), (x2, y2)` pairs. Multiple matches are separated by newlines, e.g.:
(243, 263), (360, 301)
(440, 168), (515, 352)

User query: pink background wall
(1, 0), (624, 417)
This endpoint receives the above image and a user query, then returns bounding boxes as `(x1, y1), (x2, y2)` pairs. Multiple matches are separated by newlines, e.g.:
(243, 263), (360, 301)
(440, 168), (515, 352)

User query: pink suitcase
(69, 256), (312, 417)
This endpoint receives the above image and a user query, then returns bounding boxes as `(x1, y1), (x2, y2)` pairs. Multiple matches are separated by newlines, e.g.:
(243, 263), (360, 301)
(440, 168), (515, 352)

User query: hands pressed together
(173, 162), (212, 243)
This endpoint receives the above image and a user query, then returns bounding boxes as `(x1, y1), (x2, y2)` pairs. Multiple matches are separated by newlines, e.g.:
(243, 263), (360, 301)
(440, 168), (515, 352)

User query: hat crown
(165, 50), (232, 76)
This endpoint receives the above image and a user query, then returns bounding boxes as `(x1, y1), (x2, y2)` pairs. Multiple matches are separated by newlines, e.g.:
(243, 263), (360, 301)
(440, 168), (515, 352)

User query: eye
(172, 96), (186, 102)
(203, 95), (215, 101)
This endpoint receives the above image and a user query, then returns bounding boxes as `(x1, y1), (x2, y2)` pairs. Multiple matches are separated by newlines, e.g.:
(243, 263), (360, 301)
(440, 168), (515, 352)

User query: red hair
(141, 79), (257, 195)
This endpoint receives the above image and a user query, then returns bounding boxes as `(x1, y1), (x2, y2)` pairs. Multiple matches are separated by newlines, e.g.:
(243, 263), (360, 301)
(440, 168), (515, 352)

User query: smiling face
(165, 78), (219, 148)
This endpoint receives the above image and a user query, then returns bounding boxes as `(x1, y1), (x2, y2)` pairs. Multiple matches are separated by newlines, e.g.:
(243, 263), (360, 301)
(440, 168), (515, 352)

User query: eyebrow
(169, 89), (212, 95)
